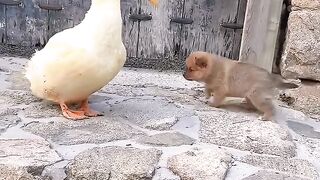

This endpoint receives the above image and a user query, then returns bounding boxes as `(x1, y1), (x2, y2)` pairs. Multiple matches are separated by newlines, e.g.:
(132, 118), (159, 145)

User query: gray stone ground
(0, 56), (319, 180)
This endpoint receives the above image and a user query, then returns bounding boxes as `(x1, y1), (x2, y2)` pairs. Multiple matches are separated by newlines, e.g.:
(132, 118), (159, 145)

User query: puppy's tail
(271, 74), (299, 89)
(280, 82), (299, 89)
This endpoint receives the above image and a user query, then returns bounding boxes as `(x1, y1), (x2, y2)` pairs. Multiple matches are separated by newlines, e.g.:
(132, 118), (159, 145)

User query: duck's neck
(90, 0), (121, 11)
(81, 0), (123, 44)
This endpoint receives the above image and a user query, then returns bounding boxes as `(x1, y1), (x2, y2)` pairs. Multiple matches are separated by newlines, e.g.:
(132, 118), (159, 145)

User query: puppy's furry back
(230, 62), (298, 90)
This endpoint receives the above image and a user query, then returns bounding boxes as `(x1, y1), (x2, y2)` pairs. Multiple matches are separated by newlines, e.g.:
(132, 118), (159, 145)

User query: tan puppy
(183, 51), (298, 120)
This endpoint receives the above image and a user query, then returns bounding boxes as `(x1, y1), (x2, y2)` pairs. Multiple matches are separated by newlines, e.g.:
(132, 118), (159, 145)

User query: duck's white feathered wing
(26, 29), (126, 103)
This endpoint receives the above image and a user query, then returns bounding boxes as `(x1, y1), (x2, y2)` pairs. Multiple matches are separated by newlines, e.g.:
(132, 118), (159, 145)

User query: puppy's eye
(189, 68), (194, 72)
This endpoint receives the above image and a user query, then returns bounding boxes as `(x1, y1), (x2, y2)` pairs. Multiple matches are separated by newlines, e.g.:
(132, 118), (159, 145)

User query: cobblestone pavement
(0, 57), (319, 180)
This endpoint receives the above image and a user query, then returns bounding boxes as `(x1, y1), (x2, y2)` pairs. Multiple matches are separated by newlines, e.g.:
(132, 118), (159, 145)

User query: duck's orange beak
(149, 0), (158, 7)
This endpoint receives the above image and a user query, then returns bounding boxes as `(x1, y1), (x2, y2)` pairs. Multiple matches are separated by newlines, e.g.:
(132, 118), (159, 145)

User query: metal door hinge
(220, 22), (243, 29)
(38, 3), (63, 11)
(0, 0), (21, 6)
(170, 17), (193, 25)
(129, 14), (152, 21)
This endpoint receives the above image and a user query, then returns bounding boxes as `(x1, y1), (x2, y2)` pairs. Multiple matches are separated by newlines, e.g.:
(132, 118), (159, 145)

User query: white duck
(25, 0), (158, 120)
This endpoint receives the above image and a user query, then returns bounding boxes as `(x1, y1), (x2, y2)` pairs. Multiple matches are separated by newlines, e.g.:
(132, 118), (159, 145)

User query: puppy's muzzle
(183, 72), (192, 81)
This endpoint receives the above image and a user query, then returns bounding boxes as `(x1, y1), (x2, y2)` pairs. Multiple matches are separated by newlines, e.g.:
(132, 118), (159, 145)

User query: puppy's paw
(208, 96), (215, 104)
(258, 115), (273, 121)
(258, 116), (267, 121)
(208, 97), (220, 108)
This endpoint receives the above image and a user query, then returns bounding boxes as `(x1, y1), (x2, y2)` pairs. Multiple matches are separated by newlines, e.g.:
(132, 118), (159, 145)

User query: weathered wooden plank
(121, 0), (140, 58)
(180, 0), (240, 60)
(4, 0), (48, 46)
(48, 0), (89, 38)
(231, 0), (247, 60)
(23, 0), (48, 46)
(0, 0), (48, 46)
(0, 4), (5, 43)
(137, 0), (183, 60)
(0, 0), (22, 6)
(48, 0), (66, 38)
(62, 0), (89, 27)
(273, 2), (288, 74)
(239, 0), (283, 72)
(5, 2), (26, 45)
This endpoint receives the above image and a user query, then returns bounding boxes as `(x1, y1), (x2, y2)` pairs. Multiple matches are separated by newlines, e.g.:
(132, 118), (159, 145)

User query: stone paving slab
(0, 108), (20, 134)
(0, 57), (319, 179)
(66, 146), (162, 180)
(0, 90), (40, 108)
(23, 102), (62, 119)
(22, 117), (144, 145)
(136, 132), (195, 147)
(167, 147), (232, 180)
(282, 82), (320, 117)
(109, 97), (194, 130)
(242, 170), (310, 180)
(0, 165), (45, 180)
(0, 139), (62, 179)
(197, 111), (296, 158)
(239, 155), (318, 179)
(0, 139), (62, 167)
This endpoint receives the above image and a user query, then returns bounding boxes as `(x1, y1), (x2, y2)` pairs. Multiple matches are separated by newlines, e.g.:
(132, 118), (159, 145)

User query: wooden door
(121, 0), (184, 69)
(0, 0), (89, 46)
(180, 0), (246, 60)
(121, 0), (140, 59)
(0, 0), (247, 70)
(121, 0), (247, 69)
(46, 0), (89, 38)
(1, 0), (26, 45)
(0, 2), (5, 43)
(0, 0), (48, 46)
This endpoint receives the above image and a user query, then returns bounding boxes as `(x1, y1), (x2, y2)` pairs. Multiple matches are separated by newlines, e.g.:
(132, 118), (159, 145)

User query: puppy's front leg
(204, 87), (213, 99)
(208, 91), (226, 108)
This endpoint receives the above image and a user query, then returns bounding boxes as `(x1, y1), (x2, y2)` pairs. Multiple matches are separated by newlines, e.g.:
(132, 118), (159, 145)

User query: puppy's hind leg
(246, 89), (275, 121)
(244, 97), (257, 110)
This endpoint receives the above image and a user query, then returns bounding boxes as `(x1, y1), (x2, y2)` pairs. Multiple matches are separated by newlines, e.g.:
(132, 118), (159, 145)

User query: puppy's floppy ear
(194, 56), (208, 68)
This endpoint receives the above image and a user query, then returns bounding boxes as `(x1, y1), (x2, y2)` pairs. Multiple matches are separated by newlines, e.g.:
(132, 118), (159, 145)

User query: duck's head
(148, 0), (159, 7)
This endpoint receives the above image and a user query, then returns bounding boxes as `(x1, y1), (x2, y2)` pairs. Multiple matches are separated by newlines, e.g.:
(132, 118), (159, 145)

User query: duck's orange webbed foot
(59, 103), (88, 120)
(79, 99), (103, 117)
